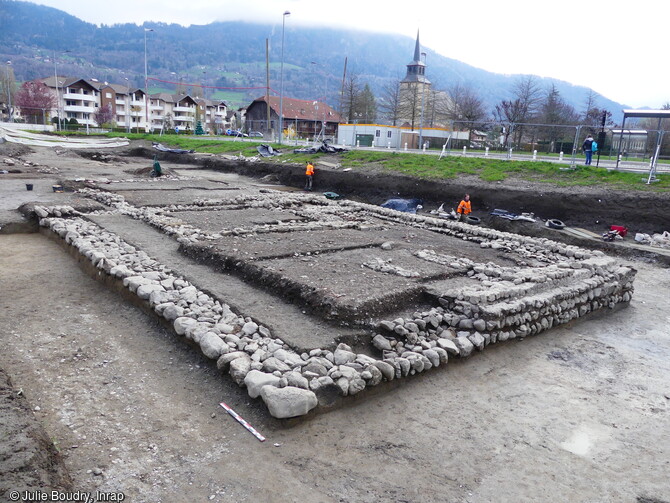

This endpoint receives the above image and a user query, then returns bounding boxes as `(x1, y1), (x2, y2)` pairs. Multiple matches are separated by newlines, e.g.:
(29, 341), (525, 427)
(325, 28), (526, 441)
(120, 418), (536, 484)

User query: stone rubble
(32, 192), (637, 419)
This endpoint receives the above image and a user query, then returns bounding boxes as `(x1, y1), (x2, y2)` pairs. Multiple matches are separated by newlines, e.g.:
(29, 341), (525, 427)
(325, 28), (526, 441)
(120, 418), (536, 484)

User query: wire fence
(430, 120), (669, 163)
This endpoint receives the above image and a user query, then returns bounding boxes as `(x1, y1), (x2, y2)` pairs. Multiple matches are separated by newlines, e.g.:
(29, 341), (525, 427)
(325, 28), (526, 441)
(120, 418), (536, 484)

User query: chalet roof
(254, 96), (341, 122)
(41, 76), (100, 90)
(100, 83), (131, 94)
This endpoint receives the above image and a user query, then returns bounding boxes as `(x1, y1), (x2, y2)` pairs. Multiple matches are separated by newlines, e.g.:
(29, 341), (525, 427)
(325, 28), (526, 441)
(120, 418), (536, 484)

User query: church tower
(399, 30), (431, 132)
(402, 30), (430, 87)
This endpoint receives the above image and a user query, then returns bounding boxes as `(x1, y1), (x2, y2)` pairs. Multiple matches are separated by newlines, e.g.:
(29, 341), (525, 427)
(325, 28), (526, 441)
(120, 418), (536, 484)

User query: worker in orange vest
(457, 193), (472, 222)
(305, 161), (314, 191)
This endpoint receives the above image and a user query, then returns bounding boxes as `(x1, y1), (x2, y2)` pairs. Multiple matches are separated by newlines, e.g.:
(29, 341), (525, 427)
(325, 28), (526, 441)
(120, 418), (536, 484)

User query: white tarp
(0, 126), (129, 149)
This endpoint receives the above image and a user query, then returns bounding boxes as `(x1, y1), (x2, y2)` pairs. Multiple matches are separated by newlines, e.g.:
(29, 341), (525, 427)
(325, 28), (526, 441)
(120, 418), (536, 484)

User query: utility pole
(596, 110), (606, 167)
(339, 56), (347, 119)
(5, 61), (12, 122)
(265, 38), (271, 137)
(144, 28), (154, 132)
(278, 10), (290, 144)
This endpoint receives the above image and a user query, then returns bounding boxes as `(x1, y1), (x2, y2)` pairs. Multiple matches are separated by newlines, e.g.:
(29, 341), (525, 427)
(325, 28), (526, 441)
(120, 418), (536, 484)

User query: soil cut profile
(1, 140), (669, 503)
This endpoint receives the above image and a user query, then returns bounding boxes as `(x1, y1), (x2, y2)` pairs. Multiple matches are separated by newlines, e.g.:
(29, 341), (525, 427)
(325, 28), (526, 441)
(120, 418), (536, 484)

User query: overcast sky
(30, 0), (668, 109)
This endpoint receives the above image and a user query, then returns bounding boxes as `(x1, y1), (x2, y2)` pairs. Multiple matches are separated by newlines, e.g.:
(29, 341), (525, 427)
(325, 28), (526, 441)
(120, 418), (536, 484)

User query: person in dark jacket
(582, 135), (595, 165)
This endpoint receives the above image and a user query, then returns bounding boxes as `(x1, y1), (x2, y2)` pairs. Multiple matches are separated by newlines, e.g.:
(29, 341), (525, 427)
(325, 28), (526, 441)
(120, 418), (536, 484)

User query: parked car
(248, 131), (264, 138)
(225, 129), (248, 137)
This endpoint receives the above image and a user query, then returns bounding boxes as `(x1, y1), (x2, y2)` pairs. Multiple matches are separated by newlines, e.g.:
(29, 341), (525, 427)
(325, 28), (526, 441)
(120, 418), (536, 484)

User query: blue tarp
(380, 198), (423, 214)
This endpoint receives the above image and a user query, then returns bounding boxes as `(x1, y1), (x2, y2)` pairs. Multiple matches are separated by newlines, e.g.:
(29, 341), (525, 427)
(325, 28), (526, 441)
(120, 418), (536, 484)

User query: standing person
(457, 193), (472, 222)
(305, 161), (314, 191)
(582, 134), (595, 165)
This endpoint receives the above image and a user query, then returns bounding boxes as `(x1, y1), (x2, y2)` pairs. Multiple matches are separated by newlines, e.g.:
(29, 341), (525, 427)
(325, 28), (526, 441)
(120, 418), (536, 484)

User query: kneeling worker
(457, 193), (471, 222)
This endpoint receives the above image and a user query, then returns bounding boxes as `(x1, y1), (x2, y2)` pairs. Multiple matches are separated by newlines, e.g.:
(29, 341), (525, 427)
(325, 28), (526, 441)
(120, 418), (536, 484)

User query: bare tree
(340, 74), (361, 123)
(398, 82), (422, 130)
(511, 75), (543, 145)
(445, 84), (487, 139)
(581, 89), (609, 127)
(445, 84), (487, 127)
(0, 66), (17, 121)
(538, 84), (580, 153)
(492, 99), (525, 146)
(379, 78), (402, 126)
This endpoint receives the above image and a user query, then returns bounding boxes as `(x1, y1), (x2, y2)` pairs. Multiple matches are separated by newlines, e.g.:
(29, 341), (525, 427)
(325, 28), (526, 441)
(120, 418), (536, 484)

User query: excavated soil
(1, 139), (670, 502)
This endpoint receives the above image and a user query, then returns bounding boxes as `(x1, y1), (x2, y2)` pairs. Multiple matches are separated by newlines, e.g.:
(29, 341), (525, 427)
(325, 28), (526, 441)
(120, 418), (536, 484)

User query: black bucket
(26, 183), (33, 191)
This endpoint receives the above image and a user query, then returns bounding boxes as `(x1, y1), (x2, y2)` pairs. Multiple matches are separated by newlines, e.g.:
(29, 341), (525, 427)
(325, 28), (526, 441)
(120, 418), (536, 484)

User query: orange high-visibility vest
(306, 163), (314, 176)
(457, 199), (471, 215)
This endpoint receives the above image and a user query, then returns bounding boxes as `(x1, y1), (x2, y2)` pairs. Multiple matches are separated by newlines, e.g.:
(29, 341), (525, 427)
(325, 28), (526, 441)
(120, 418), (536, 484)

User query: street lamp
(311, 61), (328, 141)
(144, 27), (154, 132)
(5, 61), (12, 122)
(418, 52), (426, 150)
(52, 50), (71, 130)
(278, 10), (290, 145)
(123, 77), (131, 132)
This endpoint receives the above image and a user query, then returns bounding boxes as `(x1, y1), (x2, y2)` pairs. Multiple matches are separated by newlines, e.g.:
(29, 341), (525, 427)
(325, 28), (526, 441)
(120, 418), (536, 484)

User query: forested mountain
(0, 0), (625, 120)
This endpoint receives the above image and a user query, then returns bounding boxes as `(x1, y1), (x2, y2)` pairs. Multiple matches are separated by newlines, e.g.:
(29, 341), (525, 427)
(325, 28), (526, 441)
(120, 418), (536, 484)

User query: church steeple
(413, 29), (422, 64)
(402, 30), (429, 84)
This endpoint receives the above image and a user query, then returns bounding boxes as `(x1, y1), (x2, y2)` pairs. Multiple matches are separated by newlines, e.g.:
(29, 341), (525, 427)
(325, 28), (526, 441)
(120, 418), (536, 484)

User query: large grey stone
(454, 337), (475, 357)
(302, 361), (328, 377)
(273, 349), (304, 367)
(436, 338), (460, 356)
(199, 332), (229, 359)
(373, 361), (395, 381)
(364, 364), (383, 386)
(123, 276), (154, 293)
(309, 376), (335, 392)
(372, 334), (393, 352)
(262, 357), (291, 373)
(242, 321), (259, 336)
(173, 316), (197, 336)
(348, 378), (366, 395)
(260, 386), (318, 419)
(378, 320), (395, 332)
(468, 332), (486, 351)
(244, 370), (281, 398)
(333, 349), (356, 365)
(337, 365), (359, 380)
(473, 318), (487, 332)
(229, 356), (252, 385)
(162, 303), (184, 321)
(284, 371), (309, 389)
(178, 285), (199, 303)
(423, 349), (440, 368)
(216, 351), (249, 371)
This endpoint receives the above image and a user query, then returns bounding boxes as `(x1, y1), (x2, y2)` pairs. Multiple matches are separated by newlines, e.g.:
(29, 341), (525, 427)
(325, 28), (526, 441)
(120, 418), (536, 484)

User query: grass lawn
(57, 132), (670, 191)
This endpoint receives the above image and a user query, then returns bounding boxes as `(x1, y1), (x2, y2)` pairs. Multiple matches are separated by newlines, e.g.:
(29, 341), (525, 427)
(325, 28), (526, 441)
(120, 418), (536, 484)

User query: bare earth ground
(1, 141), (670, 503)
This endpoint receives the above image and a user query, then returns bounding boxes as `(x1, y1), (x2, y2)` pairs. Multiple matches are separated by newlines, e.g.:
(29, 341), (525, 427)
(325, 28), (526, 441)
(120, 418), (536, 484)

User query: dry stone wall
(31, 188), (636, 419)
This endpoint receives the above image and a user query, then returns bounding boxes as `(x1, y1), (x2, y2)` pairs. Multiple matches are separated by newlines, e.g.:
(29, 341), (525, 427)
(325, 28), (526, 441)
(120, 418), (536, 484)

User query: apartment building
(41, 76), (100, 126)
(40, 76), (231, 133)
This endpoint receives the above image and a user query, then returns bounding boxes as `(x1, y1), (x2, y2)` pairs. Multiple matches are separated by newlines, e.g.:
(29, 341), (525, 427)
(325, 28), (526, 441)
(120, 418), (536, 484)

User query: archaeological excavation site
(3, 136), (670, 503)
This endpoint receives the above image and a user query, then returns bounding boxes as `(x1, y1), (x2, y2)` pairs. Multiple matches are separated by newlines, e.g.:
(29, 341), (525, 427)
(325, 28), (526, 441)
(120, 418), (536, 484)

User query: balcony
(63, 92), (97, 102)
(174, 117), (194, 123)
(115, 99), (126, 105)
(173, 106), (194, 113)
(130, 100), (145, 107)
(63, 105), (95, 113)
